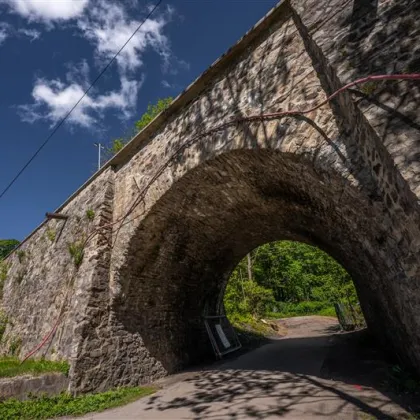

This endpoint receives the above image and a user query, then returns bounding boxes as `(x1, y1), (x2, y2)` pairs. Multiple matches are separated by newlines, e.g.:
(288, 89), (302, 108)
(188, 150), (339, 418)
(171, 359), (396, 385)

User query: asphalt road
(76, 316), (409, 419)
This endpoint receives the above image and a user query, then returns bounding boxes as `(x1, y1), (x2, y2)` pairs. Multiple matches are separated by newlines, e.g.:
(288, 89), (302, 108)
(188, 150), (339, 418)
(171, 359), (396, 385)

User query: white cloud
(1, 0), (88, 22)
(18, 74), (143, 128)
(0, 23), (41, 44)
(18, 27), (40, 41)
(0, 22), (10, 44)
(161, 80), (171, 88)
(77, 0), (172, 74)
(13, 0), (188, 130)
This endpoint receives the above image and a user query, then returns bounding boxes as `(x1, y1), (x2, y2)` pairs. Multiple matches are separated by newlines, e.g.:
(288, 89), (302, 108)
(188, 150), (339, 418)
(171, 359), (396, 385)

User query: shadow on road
(144, 328), (416, 419)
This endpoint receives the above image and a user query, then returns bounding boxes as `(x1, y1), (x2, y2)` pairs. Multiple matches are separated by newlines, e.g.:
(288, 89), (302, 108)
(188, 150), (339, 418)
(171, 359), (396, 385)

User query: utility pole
(93, 142), (104, 171)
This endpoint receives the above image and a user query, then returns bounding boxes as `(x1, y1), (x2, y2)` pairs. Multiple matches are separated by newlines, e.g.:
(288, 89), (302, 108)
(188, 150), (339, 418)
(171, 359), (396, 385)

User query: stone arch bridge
(2, 0), (420, 393)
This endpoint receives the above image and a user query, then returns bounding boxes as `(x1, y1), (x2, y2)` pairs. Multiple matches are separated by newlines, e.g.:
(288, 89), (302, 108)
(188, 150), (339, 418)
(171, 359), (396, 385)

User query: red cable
(88, 74), (420, 244)
(21, 316), (62, 363)
(254, 73), (420, 119)
(21, 73), (420, 363)
(112, 73), (420, 233)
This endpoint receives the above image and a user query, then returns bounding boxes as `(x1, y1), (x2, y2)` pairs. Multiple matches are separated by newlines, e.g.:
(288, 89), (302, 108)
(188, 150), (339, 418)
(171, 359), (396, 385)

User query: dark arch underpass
(112, 148), (411, 377)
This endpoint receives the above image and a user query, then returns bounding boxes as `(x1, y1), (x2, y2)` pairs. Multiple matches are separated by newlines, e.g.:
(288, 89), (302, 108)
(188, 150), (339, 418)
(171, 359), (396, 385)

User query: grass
(0, 357), (69, 378)
(229, 313), (275, 336)
(231, 319), (273, 350)
(267, 301), (337, 319)
(0, 386), (156, 419)
(317, 306), (337, 317)
(228, 313), (287, 351)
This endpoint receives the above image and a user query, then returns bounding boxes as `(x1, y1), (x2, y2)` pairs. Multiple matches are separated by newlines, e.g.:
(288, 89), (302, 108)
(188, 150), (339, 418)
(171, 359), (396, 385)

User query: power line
(0, 0), (163, 201)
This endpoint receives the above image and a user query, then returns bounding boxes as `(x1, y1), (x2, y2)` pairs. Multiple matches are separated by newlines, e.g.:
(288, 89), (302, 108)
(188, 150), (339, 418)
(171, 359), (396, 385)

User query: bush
(317, 306), (337, 317)
(225, 279), (275, 319)
(0, 240), (20, 259)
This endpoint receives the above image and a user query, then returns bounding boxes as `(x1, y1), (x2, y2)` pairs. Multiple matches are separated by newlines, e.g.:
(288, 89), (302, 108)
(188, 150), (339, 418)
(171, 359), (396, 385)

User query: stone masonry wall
(289, 0), (420, 197)
(1, 168), (114, 371)
(2, 0), (420, 393)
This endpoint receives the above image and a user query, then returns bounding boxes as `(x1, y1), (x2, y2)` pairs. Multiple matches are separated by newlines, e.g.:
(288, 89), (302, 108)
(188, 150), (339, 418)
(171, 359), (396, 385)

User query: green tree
(135, 97), (173, 132)
(224, 258), (276, 318)
(251, 241), (353, 303)
(109, 138), (125, 155)
(107, 97), (173, 158)
(0, 240), (20, 260)
(224, 240), (360, 321)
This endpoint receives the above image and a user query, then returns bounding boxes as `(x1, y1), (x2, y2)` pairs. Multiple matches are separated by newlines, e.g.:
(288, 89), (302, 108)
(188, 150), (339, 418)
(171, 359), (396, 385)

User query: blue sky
(0, 0), (277, 241)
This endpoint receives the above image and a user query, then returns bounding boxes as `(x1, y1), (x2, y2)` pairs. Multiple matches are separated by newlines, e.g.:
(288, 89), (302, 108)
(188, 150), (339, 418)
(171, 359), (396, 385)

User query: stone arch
(109, 119), (414, 386)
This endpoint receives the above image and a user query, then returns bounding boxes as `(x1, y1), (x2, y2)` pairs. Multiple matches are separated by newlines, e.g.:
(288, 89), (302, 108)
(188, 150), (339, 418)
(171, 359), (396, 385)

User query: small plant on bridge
(15, 267), (28, 285)
(86, 209), (95, 221)
(16, 250), (26, 264)
(46, 228), (56, 243)
(106, 97), (173, 159)
(8, 337), (22, 356)
(0, 261), (10, 297)
(360, 81), (378, 96)
(68, 241), (84, 269)
(0, 311), (8, 342)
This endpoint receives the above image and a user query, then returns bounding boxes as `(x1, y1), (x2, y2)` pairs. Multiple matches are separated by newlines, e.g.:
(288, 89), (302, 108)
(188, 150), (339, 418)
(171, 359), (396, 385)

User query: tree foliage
(107, 97), (173, 158)
(109, 138), (125, 155)
(0, 240), (20, 260)
(135, 97), (173, 132)
(224, 241), (360, 320)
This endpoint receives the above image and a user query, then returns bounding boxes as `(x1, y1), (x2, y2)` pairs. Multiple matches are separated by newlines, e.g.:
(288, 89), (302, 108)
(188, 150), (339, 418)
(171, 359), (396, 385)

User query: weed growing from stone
(46, 228), (56, 243)
(16, 250), (26, 263)
(0, 260), (9, 282)
(15, 268), (27, 284)
(8, 338), (22, 356)
(0, 386), (156, 419)
(0, 261), (9, 298)
(360, 81), (378, 96)
(86, 209), (95, 221)
(0, 311), (7, 342)
(0, 357), (69, 378)
(68, 241), (84, 268)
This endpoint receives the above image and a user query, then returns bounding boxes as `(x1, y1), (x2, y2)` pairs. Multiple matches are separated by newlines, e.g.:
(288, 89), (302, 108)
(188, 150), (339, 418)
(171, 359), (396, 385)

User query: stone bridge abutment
(2, 0), (420, 393)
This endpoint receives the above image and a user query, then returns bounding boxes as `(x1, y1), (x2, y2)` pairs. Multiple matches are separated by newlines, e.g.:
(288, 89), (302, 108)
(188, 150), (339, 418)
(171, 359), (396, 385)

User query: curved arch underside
(114, 149), (413, 377)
